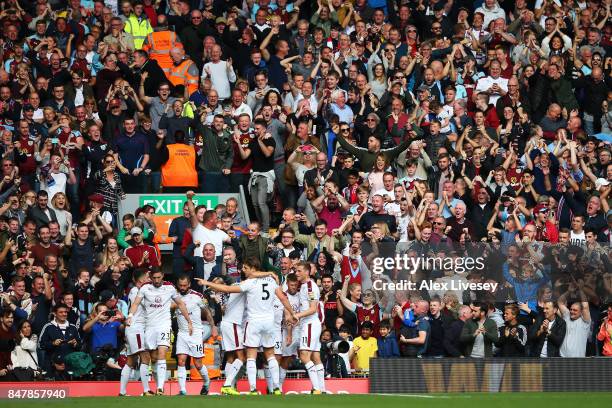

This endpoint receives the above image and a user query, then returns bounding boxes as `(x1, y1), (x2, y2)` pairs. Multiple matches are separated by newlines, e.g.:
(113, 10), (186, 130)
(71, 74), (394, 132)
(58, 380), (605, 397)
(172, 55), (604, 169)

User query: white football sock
(315, 363), (326, 392)
(267, 357), (280, 390)
(139, 363), (150, 393)
(177, 366), (187, 393)
(264, 366), (273, 391)
(199, 366), (210, 386)
(156, 360), (167, 391)
(305, 361), (319, 391)
(279, 367), (287, 389)
(246, 358), (257, 391)
(224, 359), (242, 387)
(232, 359), (244, 387)
(119, 365), (131, 395)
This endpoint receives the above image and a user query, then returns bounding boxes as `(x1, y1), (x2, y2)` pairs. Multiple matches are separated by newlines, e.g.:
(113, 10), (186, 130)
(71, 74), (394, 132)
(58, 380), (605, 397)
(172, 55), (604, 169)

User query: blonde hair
(51, 192), (71, 211)
(373, 222), (391, 237)
(101, 237), (120, 268)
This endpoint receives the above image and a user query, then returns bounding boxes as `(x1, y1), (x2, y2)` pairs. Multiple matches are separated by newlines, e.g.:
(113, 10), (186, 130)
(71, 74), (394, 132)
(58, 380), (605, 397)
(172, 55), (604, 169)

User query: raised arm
(185, 190), (199, 229)
(338, 274), (357, 312)
(195, 278), (242, 293)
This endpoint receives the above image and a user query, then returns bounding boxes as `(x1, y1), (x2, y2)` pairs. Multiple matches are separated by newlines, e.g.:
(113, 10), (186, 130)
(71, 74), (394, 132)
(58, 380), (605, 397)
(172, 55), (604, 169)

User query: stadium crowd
(0, 0), (612, 396)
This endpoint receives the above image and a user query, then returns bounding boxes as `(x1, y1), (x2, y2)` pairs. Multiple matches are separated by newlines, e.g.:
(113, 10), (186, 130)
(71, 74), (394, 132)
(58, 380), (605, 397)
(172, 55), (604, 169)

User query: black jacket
(495, 322), (528, 357)
(38, 320), (82, 358)
(443, 319), (465, 357)
(27, 205), (58, 228)
(529, 315), (566, 357)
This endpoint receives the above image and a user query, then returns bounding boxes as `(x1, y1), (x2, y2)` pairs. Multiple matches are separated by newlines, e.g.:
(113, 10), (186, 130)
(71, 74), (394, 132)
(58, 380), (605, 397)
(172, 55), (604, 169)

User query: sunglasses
(340, 128), (350, 132)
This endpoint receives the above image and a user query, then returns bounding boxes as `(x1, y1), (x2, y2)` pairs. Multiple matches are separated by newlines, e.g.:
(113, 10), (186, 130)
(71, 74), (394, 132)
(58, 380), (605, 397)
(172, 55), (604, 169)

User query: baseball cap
(130, 226), (143, 235)
(215, 17), (227, 25)
(88, 193), (104, 204)
(23, 104), (34, 111)
(53, 354), (65, 365)
(99, 290), (115, 303)
(433, 2), (445, 11)
(532, 203), (548, 216)
(595, 178), (610, 190)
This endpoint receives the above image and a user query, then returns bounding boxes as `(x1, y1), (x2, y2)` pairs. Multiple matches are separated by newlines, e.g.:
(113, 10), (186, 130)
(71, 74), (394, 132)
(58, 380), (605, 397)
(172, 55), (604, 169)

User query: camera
(324, 340), (350, 355)
(104, 310), (115, 318)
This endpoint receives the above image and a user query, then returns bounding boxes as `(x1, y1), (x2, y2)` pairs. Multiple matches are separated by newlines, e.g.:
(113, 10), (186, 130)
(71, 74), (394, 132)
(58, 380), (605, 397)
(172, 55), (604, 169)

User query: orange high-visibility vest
(161, 143), (198, 187)
(168, 58), (199, 95)
(190, 336), (222, 379)
(143, 31), (182, 74)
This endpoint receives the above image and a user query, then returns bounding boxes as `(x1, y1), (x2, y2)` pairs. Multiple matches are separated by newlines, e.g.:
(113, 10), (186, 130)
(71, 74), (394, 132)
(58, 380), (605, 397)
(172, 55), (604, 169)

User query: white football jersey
(283, 291), (301, 328)
(239, 276), (279, 321)
(128, 286), (146, 329)
(273, 295), (284, 330)
(176, 290), (207, 332)
(138, 282), (179, 328)
(298, 279), (321, 325)
(222, 289), (246, 325)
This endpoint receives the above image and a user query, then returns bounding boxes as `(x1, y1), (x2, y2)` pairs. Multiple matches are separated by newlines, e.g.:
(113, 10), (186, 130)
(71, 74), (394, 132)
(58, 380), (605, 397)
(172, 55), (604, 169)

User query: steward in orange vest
(168, 48), (200, 96)
(161, 130), (198, 191)
(141, 17), (183, 76)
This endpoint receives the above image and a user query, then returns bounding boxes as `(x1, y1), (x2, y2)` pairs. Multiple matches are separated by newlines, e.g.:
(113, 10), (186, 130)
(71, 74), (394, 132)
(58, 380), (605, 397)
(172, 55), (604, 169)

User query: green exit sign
(139, 195), (220, 215)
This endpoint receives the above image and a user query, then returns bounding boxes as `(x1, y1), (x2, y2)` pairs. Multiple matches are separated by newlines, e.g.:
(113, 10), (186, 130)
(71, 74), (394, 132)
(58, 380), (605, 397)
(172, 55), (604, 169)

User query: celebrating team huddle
(122, 259), (325, 396)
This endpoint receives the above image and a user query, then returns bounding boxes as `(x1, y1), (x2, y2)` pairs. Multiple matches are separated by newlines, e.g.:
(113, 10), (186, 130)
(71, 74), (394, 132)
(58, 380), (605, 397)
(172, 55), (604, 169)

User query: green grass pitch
(3, 393), (612, 408)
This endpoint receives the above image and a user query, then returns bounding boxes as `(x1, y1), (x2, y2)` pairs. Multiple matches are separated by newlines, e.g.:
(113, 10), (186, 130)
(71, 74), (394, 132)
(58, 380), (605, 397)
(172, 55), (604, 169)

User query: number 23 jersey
(138, 282), (179, 328)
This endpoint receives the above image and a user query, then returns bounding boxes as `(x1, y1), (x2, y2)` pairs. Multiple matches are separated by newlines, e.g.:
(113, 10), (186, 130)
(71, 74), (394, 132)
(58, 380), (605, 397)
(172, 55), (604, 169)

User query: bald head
(170, 47), (184, 63)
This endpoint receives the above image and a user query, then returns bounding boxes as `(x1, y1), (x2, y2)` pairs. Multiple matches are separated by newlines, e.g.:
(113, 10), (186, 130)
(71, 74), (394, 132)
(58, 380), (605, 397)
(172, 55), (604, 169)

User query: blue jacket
(38, 320), (81, 358)
(377, 334), (400, 358)
(503, 262), (549, 303)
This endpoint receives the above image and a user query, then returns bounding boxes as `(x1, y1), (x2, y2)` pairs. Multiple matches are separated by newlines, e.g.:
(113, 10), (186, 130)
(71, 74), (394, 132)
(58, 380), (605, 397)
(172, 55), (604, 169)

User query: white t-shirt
(137, 282), (179, 329)
(437, 109), (452, 133)
(475, 76), (508, 105)
(45, 172), (68, 201)
(202, 60), (236, 100)
(240, 276), (279, 321)
(373, 188), (395, 201)
(560, 310), (590, 357)
(176, 290), (207, 332)
(570, 231), (586, 248)
(192, 225), (229, 257)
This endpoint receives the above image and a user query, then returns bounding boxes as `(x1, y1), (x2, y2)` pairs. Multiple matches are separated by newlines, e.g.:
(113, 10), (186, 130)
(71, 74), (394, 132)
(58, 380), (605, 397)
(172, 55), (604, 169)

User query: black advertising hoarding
(370, 358), (612, 393)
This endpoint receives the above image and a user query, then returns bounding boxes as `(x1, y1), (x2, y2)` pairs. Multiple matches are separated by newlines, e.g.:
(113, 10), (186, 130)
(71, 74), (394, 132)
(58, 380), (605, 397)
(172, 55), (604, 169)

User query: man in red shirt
(125, 227), (160, 269)
(311, 181), (349, 235)
(30, 224), (62, 266)
(527, 203), (559, 243)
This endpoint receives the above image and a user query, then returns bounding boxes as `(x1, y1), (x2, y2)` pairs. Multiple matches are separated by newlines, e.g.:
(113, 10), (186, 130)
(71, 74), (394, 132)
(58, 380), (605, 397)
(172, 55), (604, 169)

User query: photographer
(82, 303), (123, 353)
